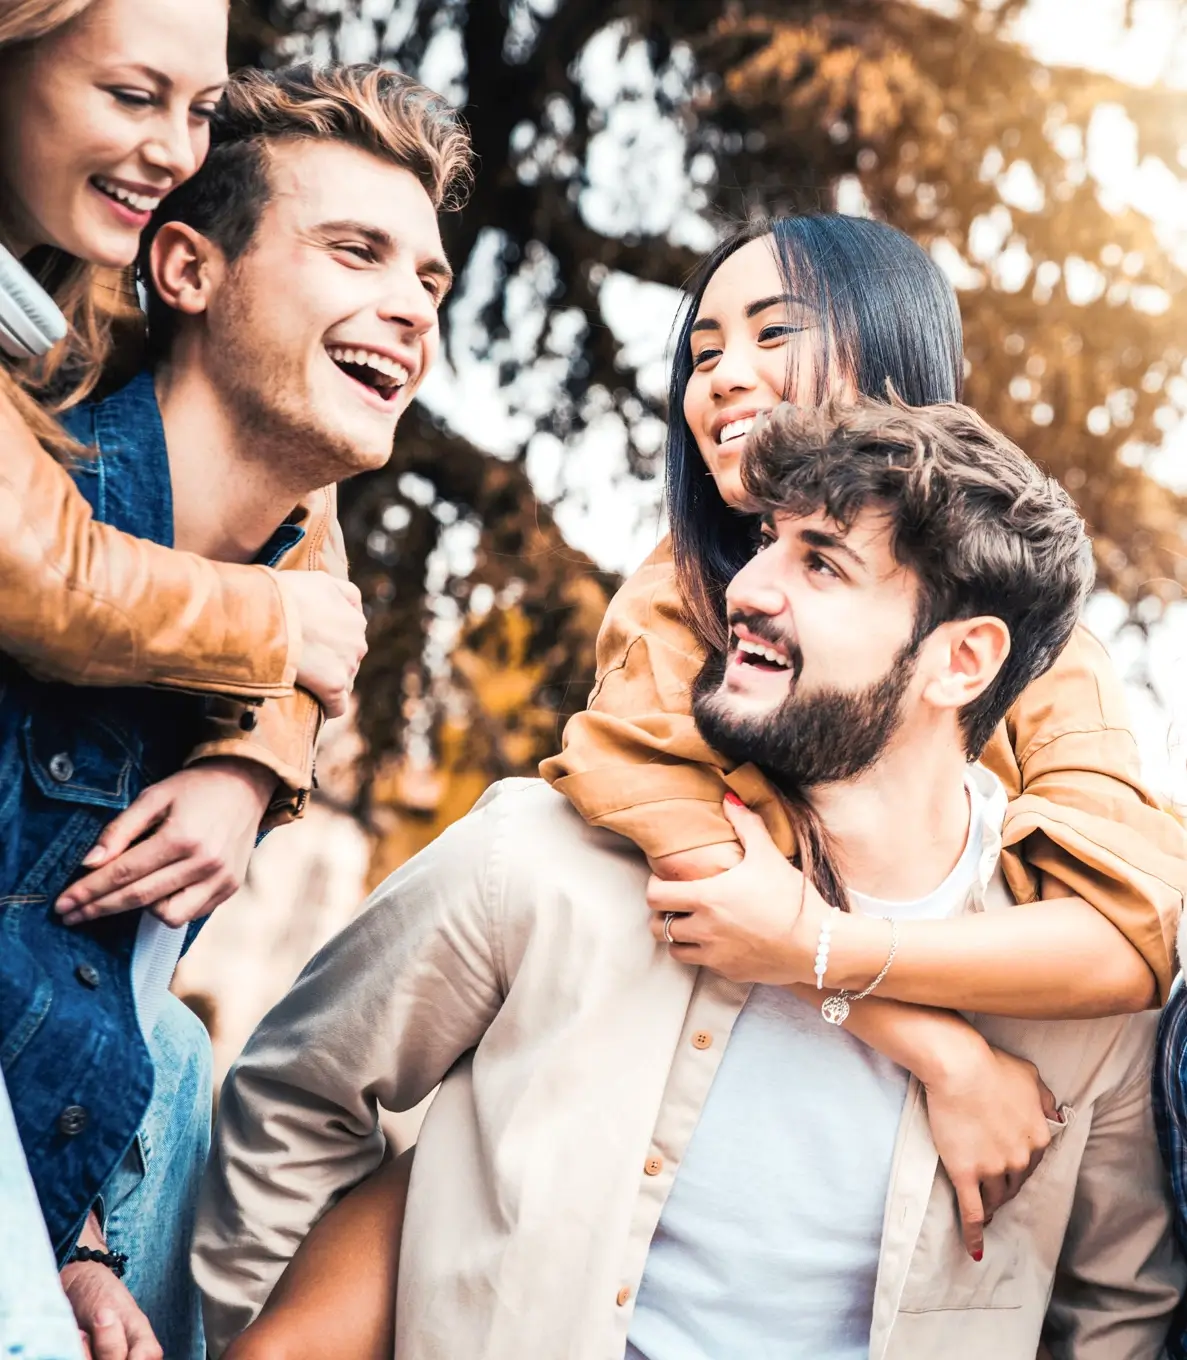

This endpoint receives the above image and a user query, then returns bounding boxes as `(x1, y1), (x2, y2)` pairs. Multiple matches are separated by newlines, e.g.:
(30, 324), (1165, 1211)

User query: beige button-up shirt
(195, 776), (1183, 1360)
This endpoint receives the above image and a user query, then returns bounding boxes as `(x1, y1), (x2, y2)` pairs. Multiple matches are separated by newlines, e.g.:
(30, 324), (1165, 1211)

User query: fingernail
(81, 847), (106, 868)
(724, 792), (745, 808)
(54, 898), (73, 913)
(972, 1250), (983, 1262)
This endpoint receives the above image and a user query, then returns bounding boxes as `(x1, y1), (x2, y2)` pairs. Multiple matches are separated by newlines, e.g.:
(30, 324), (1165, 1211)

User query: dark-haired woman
(545, 212), (1183, 1221)
(219, 216), (1184, 1360)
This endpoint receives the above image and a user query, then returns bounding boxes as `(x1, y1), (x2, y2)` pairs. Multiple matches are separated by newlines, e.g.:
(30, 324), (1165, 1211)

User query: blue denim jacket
(0, 370), (303, 1259)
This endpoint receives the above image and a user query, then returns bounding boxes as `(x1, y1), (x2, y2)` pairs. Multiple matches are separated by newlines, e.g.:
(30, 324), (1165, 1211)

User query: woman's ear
(149, 222), (220, 321)
(922, 615), (1012, 712)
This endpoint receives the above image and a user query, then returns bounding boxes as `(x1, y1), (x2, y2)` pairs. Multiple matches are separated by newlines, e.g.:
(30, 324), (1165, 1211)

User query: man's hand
(921, 1032), (1060, 1260)
(61, 1213), (162, 1360)
(280, 572), (367, 718)
(647, 794), (820, 984)
(55, 759), (275, 926)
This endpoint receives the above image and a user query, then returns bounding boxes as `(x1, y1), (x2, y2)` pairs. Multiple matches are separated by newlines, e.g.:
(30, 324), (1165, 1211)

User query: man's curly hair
(742, 394), (1094, 757)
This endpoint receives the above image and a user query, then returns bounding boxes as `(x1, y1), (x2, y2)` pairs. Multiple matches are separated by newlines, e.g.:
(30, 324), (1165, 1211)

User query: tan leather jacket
(0, 387), (339, 822)
(542, 538), (1187, 1001)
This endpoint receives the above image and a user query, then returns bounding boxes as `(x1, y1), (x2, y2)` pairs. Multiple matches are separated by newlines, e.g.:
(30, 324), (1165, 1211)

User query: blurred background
(177, 0), (1187, 1110)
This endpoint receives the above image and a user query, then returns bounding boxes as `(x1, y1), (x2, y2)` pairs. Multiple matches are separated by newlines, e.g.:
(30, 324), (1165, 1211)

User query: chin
(71, 216), (140, 269)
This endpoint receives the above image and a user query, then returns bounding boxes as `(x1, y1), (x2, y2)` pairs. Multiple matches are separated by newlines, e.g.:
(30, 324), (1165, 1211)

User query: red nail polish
(972, 1250), (983, 1262)
(724, 792), (745, 808)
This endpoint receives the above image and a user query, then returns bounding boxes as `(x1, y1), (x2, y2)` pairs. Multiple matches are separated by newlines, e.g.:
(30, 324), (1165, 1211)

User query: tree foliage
(228, 0), (1187, 839)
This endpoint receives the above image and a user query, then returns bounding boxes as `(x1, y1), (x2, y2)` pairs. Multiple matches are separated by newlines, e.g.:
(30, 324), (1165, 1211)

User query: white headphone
(0, 241), (68, 359)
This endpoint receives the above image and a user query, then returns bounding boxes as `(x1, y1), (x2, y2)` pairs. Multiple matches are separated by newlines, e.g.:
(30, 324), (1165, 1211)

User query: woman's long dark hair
(667, 214), (965, 652)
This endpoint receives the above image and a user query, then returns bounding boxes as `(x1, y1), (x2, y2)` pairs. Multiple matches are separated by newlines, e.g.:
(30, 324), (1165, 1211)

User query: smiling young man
(196, 398), (1181, 1360)
(2, 60), (470, 1360)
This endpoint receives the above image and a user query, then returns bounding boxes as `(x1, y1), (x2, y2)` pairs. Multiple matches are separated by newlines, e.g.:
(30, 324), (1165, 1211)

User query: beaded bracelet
(814, 907), (840, 989)
(67, 1246), (129, 1279)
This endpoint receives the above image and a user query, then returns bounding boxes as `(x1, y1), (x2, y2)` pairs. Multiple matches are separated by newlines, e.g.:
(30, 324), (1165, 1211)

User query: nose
(708, 336), (761, 401)
(380, 264), (439, 341)
(141, 106), (203, 186)
(727, 550), (787, 622)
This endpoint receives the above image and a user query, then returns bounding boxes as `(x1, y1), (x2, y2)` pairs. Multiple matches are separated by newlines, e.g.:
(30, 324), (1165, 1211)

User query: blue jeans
(98, 994), (212, 1360)
(0, 1068), (84, 1360)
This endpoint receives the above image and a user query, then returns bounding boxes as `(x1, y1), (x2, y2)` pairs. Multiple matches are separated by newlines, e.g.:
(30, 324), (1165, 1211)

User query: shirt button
(48, 753), (74, 783)
(616, 1287), (632, 1307)
(692, 1030), (713, 1050)
(644, 1156), (663, 1176)
(74, 964), (101, 989)
(58, 1105), (89, 1137)
(239, 709), (258, 732)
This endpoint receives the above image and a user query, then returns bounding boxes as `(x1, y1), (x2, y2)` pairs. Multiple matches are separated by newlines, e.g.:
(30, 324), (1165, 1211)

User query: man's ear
(921, 616), (1011, 712)
(149, 223), (224, 321)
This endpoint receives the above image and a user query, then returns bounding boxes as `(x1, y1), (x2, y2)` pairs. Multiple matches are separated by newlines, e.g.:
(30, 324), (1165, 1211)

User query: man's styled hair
(138, 62), (473, 360)
(742, 395), (1095, 757)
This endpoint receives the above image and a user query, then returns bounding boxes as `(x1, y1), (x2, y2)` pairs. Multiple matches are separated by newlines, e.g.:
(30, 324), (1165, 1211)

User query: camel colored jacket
(542, 539), (1187, 1001)
(0, 385), (342, 820)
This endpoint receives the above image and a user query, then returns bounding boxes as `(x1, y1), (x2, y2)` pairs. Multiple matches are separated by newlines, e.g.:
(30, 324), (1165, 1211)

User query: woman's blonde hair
(0, 0), (141, 458)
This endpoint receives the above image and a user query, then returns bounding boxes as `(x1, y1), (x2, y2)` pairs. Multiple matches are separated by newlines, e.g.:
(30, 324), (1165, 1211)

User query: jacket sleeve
(193, 792), (506, 1355)
(540, 538), (795, 860)
(1044, 1026), (1185, 1356)
(184, 486), (346, 825)
(0, 386), (299, 697)
(985, 625), (1187, 1004)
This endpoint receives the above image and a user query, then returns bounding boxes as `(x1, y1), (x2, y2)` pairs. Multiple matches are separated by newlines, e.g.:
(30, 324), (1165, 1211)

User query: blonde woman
(0, 4), (363, 1359)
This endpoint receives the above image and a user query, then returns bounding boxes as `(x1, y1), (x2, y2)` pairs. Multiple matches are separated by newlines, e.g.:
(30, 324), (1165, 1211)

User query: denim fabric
(0, 370), (304, 1260)
(1154, 976), (1187, 1360)
(100, 994), (212, 1360)
(0, 1066), (84, 1360)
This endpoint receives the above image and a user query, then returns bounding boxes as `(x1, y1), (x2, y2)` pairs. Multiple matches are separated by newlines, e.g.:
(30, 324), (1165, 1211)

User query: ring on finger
(663, 911), (678, 945)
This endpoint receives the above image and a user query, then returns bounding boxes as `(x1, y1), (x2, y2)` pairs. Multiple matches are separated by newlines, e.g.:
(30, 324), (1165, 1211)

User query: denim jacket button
(75, 964), (101, 989)
(48, 753), (75, 783)
(58, 1105), (89, 1137)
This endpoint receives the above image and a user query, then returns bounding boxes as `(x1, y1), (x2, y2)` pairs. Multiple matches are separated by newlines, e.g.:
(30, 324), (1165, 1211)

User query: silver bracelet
(814, 907), (840, 989)
(821, 917), (898, 1026)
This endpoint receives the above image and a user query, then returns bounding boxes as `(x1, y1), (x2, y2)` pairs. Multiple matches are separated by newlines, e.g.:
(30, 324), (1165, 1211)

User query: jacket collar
(60, 367), (306, 566)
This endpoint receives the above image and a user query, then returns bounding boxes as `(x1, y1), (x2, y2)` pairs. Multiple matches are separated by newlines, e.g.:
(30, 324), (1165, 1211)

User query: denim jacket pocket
(22, 710), (140, 810)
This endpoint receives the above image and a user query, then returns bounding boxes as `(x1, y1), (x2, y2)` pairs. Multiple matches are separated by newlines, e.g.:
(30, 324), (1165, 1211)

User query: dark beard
(692, 633), (921, 793)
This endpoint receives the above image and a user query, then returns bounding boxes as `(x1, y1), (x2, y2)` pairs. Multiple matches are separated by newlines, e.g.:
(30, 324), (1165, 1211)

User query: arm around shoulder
(991, 623), (1187, 1004)
(542, 539), (794, 862)
(0, 385), (298, 697)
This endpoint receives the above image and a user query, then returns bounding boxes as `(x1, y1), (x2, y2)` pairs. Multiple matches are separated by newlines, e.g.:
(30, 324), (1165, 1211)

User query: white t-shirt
(625, 773), (988, 1360)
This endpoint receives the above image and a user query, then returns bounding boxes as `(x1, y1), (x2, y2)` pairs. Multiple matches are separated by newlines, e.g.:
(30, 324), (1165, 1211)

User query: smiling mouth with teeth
(326, 345), (411, 405)
(717, 415), (761, 446)
(734, 637), (792, 671)
(91, 176), (163, 215)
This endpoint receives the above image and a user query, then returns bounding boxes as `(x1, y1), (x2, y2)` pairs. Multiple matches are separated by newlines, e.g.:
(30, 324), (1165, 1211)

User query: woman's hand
(921, 1029), (1060, 1260)
(55, 758), (275, 926)
(646, 794), (823, 984)
(649, 842), (743, 881)
(61, 1213), (162, 1360)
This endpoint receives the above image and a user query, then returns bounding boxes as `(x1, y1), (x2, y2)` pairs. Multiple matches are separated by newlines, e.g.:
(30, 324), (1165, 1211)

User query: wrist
(824, 911), (900, 993)
(915, 1018), (992, 1091)
(195, 756), (278, 810)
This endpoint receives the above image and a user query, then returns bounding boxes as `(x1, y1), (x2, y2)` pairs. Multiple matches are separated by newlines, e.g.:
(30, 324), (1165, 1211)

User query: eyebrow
(690, 292), (801, 334)
(315, 219), (455, 292)
(798, 526), (869, 571)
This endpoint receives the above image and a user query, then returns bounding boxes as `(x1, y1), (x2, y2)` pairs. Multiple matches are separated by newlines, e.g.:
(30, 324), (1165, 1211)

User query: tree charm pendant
(821, 994), (851, 1026)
